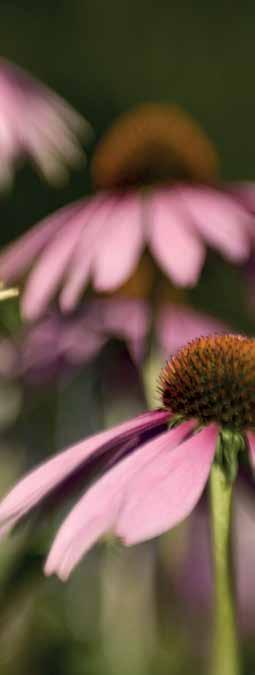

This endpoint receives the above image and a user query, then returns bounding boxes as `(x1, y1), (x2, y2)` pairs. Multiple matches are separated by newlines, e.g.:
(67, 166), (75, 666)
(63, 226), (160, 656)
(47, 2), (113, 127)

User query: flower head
(1, 299), (226, 384)
(0, 334), (255, 580)
(0, 104), (253, 320)
(160, 334), (255, 429)
(0, 58), (90, 188)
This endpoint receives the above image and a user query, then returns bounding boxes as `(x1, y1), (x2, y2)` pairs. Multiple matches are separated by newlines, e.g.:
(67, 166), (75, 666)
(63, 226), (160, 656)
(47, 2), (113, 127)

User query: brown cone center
(91, 104), (219, 190)
(160, 334), (255, 430)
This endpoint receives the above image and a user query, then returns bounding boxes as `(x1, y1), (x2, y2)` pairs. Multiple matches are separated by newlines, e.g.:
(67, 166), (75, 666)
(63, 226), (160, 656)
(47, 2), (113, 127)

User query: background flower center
(91, 103), (219, 190)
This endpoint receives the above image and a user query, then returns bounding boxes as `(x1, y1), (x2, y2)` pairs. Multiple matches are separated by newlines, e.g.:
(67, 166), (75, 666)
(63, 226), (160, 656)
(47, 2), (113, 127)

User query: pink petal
(45, 421), (194, 580)
(0, 59), (90, 185)
(247, 431), (255, 469)
(60, 196), (117, 311)
(117, 424), (218, 545)
(0, 200), (83, 283)
(157, 304), (228, 357)
(92, 194), (144, 291)
(181, 187), (251, 261)
(148, 190), (205, 286)
(21, 199), (98, 320)
(0, 410), (169, 535)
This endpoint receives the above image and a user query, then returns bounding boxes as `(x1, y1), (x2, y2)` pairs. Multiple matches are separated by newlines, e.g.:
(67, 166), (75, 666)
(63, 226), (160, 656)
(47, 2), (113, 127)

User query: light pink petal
(180, 187), (251, 261)
(247, 432), (255, 469)
(0, 200), (83, 283)
(45, 421), (194, 580)
(0, 59), (90, 185)
(0, 410), (169, 535)
(157, 304), (228, 357)
(21, 199), (99, 320)
(117, 424), (218, 545)
(92, 194), (144, 291)
(60, 196), (117, 311)
(148, 190), (205, 286)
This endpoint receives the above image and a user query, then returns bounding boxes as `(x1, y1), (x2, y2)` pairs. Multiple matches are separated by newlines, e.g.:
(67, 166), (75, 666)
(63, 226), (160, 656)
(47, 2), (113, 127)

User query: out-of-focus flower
(1, 298), (227, 383)
(0, 334), (255, 579)
(13, 298), (149, 383)
(0, 58), (90, 188)
(0, 104), (253, 320)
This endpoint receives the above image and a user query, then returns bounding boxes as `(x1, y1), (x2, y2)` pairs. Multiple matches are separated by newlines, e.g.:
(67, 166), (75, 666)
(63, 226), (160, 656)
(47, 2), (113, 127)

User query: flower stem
(209, 462), (240, 675)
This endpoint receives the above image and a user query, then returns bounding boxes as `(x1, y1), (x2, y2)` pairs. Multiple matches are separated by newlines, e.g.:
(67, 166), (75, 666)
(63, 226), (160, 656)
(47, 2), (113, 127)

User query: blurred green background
(0, 2), (255, 674)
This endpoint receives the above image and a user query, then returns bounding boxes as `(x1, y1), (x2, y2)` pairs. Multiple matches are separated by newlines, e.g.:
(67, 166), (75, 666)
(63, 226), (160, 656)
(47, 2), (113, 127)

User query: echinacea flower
(0, 334), (254, 580)
(0, 104), (254, 320)
(0, 58), (90, 188)
(2, 298), (226, 384)
(12, 298), (149, 383)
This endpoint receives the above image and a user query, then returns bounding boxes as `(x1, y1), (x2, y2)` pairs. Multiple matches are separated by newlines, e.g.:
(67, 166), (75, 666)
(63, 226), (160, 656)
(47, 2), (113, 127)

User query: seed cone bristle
(92, 103), (218, 190)
(160, 334), (255, 430)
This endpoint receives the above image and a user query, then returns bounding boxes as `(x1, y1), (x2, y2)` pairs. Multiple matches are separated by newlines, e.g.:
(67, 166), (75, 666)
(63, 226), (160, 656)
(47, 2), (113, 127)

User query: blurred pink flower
(0, 334), (254, 580)
(15, 298), (149, 382)
(0, 104), (254, 320)
(3, 299), (227, 383)
(156, 303), (227, 356)
(0, 58), (90, 188)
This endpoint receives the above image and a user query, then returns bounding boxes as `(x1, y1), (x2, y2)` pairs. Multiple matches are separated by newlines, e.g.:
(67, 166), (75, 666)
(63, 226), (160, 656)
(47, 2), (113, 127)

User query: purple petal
(157, 304), (228, 357)
(148, 190), (205, 286)
(117, 424), (218, 545)
(0, 410), (169, 536)
(44, 421), (194, 580)
(96, 298), (150, 362)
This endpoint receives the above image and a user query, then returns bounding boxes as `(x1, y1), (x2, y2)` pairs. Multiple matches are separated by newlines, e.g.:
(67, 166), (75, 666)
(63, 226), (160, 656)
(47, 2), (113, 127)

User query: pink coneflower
(12, 298), (149, 382)
(0, 104), (254, 320)
(2, 298), (226, 383)
(0, 58), (90, 188)
(0, 334), (254, 581)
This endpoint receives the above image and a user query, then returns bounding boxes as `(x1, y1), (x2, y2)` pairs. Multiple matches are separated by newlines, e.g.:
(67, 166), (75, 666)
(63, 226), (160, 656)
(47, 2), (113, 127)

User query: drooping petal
(45, 421), (194, 580)
(117, 424), (218, 545)
(0, 200), (83, 283)
(0, 58), (90, 186)
(92, 194), (144, 291)
(0, 410), (169, 535)
(148, 190), (205, 286)
(21, 200), (99, 320)
(60, 196), (117, 311)
(180, 187), (251, 261)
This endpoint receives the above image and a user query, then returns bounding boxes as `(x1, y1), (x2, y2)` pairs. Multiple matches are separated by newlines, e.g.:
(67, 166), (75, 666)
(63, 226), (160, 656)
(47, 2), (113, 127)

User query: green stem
(209, 463), (240, 675)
